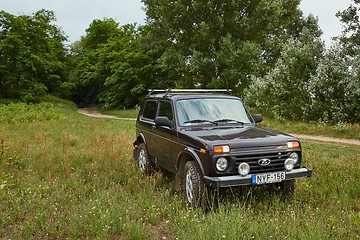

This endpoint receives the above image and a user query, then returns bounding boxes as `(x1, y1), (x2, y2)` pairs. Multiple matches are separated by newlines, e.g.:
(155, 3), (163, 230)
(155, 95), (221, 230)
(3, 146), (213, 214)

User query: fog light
(284, 158), (295, 171)
(216, 157), (228, 172)
(238, 162), (250, 176)
(289, 152), (299, 164)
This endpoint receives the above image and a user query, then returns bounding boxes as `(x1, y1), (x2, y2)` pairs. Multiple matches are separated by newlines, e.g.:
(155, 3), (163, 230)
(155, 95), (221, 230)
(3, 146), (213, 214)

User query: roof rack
(147, 89), (232, 96)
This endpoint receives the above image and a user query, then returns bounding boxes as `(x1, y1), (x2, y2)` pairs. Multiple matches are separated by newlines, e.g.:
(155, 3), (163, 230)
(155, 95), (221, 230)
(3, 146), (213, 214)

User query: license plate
(252, 172), (286, 185)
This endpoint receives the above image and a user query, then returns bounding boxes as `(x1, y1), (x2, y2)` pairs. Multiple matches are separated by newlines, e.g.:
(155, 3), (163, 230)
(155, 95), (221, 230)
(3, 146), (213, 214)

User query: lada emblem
(258, 158), (271, 166)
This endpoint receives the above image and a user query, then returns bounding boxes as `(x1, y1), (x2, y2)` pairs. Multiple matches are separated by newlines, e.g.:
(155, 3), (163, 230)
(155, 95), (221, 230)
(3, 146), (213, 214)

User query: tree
(336, 0), (360, 55)
(142, 0), (304, 92)
(0, 10), (68, 102)
(72, 18), (120, 105)
(245, 24), (324, 120)
(307, 44), (360, 123)
(98, 24), (153, 109)
(306, 0), (360, 123)
(72, 19), (153, 108)
(285, 0), (360, 124)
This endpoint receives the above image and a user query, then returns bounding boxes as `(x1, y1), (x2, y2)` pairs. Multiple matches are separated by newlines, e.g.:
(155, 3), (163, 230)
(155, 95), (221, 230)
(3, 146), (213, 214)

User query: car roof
(145, 89), (239, 101)
(148, 93), (239, 101)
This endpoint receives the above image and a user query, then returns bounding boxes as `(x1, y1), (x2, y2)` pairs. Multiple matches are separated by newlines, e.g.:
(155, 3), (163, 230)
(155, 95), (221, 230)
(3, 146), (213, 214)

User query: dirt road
(78, 107), (136, 121)
(288, 133), (360, 146)
(78, 108), (360, 146)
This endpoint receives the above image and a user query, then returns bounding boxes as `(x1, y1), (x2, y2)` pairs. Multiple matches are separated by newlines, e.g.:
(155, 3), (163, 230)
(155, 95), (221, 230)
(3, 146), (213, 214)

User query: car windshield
(176, 98), (253, 126)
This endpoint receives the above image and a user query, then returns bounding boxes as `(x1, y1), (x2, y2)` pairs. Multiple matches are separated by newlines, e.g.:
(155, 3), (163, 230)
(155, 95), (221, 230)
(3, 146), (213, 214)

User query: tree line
(0, 0), (359, 123)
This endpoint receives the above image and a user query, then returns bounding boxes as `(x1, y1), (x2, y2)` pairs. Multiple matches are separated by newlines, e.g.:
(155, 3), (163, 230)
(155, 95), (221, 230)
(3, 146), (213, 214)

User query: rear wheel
(184, 161), (208, 207)
(137, 143), (155, 175)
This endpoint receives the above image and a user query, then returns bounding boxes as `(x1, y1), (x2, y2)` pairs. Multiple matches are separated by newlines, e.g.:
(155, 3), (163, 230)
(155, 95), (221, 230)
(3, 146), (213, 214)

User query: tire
(183, 161), (208, 208)
(279, 179), (295, 194)
(137, 143), (155, 175)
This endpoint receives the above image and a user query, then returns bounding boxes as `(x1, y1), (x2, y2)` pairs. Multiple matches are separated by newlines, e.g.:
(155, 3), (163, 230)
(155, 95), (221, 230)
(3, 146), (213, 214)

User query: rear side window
(142, 100), (157, 120)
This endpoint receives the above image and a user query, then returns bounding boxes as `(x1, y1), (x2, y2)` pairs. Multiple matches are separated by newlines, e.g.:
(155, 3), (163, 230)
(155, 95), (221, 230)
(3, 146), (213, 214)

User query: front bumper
(204, 167), (312, 188)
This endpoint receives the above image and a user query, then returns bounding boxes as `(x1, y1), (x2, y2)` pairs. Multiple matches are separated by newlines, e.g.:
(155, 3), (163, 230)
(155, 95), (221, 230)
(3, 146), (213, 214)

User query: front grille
(232, 150), (289, 174)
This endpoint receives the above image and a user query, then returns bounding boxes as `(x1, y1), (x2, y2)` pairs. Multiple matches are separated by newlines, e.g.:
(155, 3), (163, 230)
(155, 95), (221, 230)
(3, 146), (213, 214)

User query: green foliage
(213, 37), (262, 95)
(39, 94), (77, 109)
(72, 18), (115, 106)
(307, 44), (360, 123)
(298, 1), (360, 123)
(0, 102), (66, 124)
(71, 20), (153, 108)
(142, 0), (304, 88)
(245, 26), (324, 120)
(83, 18), (120, 49)
(98, 24), (153, 109)
(336, 0), (360, 55)
(244, 9), (359, 124)
(0, 4), (357, 123)
(0, 10), (68, 102)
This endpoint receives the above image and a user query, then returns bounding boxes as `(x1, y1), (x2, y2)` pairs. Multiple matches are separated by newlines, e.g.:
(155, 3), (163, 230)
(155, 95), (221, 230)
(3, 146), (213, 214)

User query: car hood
(179, 125), (297, 150)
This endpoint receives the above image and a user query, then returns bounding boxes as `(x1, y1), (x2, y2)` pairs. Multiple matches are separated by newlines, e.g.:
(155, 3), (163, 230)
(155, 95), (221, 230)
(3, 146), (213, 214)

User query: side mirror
(252, 114), (263, 123)
(155, 116), (172, 128)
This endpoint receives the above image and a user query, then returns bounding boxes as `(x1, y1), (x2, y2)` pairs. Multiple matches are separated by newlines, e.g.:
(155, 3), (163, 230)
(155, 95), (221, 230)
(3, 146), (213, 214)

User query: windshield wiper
(184, 119), (218, 125)
(214, 119), (245, 125)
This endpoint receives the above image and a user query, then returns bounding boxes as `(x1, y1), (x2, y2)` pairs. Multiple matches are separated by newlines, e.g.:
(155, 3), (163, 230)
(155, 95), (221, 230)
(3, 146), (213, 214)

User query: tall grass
(102, 108), (139, 119)
(0, 103), (359, 239)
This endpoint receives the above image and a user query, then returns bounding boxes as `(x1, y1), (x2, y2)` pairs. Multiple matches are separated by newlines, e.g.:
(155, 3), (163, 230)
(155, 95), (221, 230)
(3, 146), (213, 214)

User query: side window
(142, 100), (158, 120)
(158, 101), (173, 120)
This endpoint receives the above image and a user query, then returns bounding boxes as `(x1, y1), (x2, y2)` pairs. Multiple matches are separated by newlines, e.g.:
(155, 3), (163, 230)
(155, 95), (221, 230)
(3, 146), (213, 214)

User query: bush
(0, 102), (67, 124)
(39, 94), (77, 109)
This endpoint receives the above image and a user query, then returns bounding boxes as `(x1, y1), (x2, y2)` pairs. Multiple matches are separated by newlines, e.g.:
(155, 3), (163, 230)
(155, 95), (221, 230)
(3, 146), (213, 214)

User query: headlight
(238, 162), (250, 176)
(289, 152), (299, 164)
(216, 157), (228, 172)
(284, 158), (295, 171)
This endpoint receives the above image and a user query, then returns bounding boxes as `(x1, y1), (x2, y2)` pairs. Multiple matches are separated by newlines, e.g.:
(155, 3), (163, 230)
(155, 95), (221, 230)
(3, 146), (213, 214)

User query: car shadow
(150, 169), (294, 211)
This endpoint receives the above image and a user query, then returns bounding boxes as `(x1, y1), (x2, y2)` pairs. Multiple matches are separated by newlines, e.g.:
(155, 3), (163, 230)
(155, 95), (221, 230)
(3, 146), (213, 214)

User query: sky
(0, 0), (354, 46)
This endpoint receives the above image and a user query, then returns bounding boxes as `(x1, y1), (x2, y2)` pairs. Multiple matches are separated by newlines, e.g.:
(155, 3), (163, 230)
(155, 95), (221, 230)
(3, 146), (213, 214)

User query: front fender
(135, 132), (147, 146)
(133, 133), (147, 160)
(177, 147), (205, 175)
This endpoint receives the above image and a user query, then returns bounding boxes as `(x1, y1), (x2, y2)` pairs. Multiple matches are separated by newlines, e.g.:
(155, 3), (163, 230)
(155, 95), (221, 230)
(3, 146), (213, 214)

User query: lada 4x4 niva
(133, 89), (312, 207)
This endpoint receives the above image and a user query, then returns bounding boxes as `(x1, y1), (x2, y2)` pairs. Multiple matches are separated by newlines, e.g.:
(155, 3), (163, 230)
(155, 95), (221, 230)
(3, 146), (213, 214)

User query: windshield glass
(176, 98), (253, 126)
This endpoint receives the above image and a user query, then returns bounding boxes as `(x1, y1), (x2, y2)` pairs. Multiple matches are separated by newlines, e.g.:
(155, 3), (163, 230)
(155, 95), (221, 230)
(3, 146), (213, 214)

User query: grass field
(1, 103), (359, 239)
(102, 108), (139, 119)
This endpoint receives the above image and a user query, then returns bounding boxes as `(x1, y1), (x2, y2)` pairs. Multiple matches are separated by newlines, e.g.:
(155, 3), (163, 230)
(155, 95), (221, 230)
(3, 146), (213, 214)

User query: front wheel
(137, 143), (155, 175)
(184, 161), (208, 208)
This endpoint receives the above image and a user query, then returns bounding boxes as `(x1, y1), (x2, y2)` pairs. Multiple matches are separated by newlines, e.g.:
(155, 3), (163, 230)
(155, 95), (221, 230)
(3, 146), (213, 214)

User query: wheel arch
(175, 148), (204, 192)
(177, 148), (204, 175)
(135, 132), (147, 146)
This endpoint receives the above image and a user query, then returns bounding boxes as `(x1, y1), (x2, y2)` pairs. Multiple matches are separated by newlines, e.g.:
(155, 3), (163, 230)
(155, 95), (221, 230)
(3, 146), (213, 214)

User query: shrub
(0, 102), (67, 124)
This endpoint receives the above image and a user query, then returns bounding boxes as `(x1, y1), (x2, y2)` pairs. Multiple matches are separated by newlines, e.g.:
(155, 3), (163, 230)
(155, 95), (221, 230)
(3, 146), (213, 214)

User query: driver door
(151, 100), (175, 172)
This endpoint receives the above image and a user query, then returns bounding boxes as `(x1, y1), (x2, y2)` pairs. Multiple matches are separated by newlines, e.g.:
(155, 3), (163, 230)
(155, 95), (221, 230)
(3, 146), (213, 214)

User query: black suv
(133, 89), (312, 207)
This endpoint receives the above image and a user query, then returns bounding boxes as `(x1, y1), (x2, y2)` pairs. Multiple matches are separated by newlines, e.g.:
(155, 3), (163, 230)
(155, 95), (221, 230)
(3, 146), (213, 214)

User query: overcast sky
(1, 0), (354, 46)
